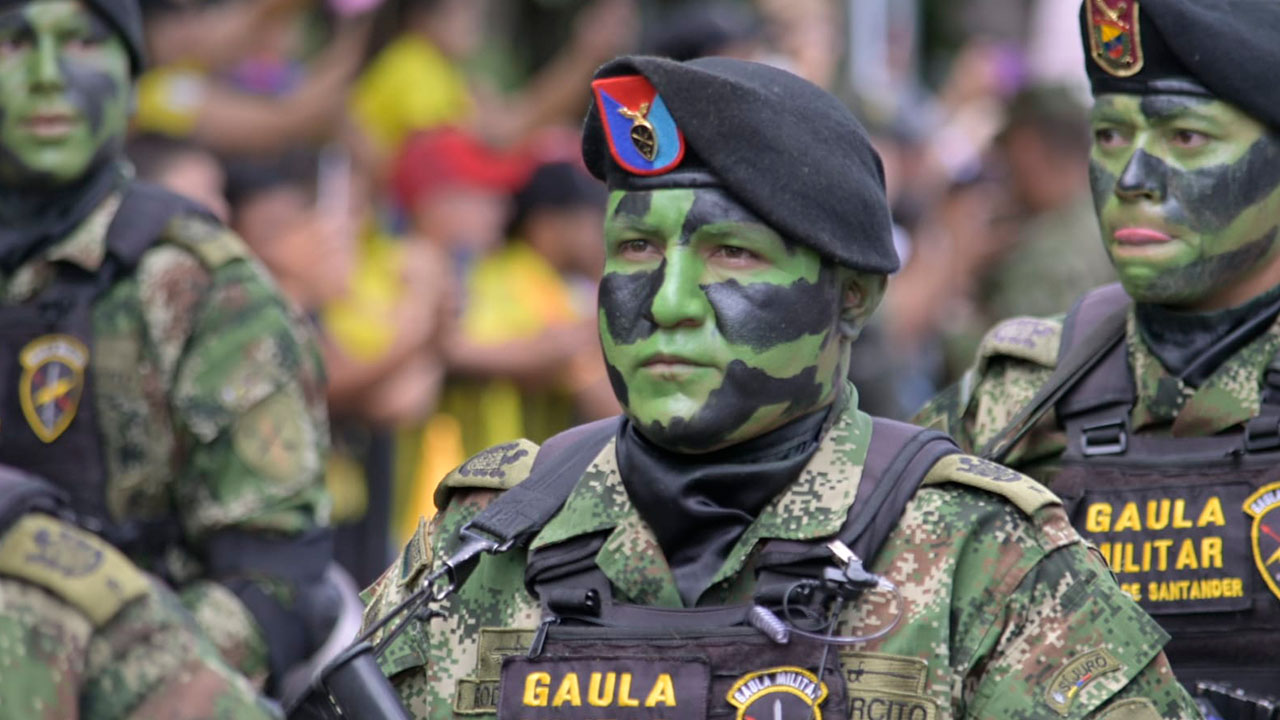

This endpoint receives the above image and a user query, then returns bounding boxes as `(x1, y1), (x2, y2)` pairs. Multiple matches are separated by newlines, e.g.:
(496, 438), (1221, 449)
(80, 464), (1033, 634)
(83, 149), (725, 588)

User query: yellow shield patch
(1244, 482), (1280, 603)
(18, 334), (88, 443)
(727, 667), (828, 720)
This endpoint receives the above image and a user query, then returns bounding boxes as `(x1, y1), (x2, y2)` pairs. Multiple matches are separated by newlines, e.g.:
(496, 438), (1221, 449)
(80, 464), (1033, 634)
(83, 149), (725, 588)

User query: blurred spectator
(135, 0), (371, 154)
(127, 133), (230, 222)
(348, 0), (636, 182)
(981, 85), (1112, 322)
(642, 1), (762, 62)
(225, 151), (355, 311)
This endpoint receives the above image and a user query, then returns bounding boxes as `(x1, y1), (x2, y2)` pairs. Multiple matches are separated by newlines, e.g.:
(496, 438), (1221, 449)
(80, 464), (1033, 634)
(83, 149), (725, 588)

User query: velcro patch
(0, 514), (150, 626)
(976, 316), (1062, 369)
(436, 440), (540, 508)
(454, 628), (537, 714)
(839, 651), (938, 720)
(1045, 648), (1122, 716)
(500, 655), (708, 720)
(923, 454), (1059, 516)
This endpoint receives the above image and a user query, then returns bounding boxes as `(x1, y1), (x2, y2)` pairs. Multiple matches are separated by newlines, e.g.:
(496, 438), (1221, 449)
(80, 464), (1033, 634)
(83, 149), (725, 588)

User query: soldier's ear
(839, 271), (886, 339)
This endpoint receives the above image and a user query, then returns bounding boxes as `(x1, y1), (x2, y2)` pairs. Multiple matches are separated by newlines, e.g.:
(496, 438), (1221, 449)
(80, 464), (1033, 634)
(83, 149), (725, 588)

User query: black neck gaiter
(618, 407), (831, 607)
(1136, 283), (1280, 387)
(0, 156), (125, 273)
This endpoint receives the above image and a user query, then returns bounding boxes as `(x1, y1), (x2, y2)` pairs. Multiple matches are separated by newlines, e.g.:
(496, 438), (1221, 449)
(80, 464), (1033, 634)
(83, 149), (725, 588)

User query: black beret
(1080, 0), (1280, 129)
(582, 55), (899, 274)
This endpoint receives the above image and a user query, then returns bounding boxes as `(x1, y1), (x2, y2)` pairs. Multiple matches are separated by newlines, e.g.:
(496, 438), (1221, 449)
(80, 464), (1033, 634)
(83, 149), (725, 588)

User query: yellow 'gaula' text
(522, 672), (677, 708)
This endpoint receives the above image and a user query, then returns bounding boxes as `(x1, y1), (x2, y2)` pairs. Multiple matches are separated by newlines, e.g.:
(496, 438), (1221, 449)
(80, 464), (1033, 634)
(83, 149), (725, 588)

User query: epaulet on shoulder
(975, 315), (1063, 369)
(922, 453), (1060, 517)
(0, 514), (150, 627)
(432, 439), (541, 510)
(160, 212), (251, 270)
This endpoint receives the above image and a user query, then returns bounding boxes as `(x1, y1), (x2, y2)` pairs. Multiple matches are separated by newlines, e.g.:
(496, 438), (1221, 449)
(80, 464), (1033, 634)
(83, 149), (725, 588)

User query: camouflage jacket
(361, 387), (1197, 719)
(912, 307), (1280, 476)
(0, 510), (279, 719)
(0, 190), (331, 683)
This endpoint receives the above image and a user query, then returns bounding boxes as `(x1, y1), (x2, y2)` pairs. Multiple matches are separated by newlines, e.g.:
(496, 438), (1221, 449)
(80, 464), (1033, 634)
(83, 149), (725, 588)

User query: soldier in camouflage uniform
(359, 56), (1197, 719)
(913, 0), (1280, 705)
(0, 0), (333, 694)
(0, 465), (278, 719)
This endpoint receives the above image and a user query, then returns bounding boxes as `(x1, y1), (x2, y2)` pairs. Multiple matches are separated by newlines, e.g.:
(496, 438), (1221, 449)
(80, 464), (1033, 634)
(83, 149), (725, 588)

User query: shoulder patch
(0, 514), (150, 626)
(1045, 648), (1123, 715)
(976, 316), (1063, 369)
(923, 454), (1060, 516)
(434, 439), (540, 509)
(161, 213), (250, 269)
(397, 515), (435, 587)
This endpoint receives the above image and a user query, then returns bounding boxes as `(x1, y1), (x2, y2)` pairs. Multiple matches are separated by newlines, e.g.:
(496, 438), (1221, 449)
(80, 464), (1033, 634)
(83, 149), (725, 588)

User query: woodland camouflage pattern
(0, 512), (277, 719)
(361, 385), (1198, 719)
(0, 193), (331, 683)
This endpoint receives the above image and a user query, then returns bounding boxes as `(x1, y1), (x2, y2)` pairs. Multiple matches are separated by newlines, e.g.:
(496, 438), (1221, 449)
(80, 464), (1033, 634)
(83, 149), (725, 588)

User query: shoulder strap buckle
(1080, 418), (1128, 456)
(1245, 414), (1280, 453)
(458, 521), (515, 554)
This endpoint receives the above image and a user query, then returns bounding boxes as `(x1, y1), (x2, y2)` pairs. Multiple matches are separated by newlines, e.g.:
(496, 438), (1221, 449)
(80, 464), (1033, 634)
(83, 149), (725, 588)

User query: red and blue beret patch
(591, 74), (685, 176)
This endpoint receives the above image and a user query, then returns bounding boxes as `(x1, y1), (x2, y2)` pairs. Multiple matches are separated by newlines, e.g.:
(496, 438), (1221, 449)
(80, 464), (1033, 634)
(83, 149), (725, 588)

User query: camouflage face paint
(599, 187), (853, 453)
(0, 0), (130, 188)
(1090, 94), (1280, 305)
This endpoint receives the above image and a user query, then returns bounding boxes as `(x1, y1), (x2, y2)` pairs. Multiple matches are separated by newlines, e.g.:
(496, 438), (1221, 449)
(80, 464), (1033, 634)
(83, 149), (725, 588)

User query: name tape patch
(499, 655), (708, 720)
(1073, 482), (1252, 614)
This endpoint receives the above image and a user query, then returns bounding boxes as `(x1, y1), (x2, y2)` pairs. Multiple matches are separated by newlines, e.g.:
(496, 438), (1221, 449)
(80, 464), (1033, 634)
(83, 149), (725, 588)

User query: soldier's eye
(0, 34), (31, 56)
(1170, 129), (1210, 149)
(709, 244), (764, 268)
(618, 238), (658, 259)
(1094, 127), (1128, 149)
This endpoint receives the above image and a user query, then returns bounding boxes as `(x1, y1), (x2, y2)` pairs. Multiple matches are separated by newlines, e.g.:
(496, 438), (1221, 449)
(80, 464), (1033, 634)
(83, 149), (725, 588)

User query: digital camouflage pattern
(0, 512), (277, 719)
(0, 192), (331, 683)
(915, 309), (1280, 474)
(360, 385), (1198, 719)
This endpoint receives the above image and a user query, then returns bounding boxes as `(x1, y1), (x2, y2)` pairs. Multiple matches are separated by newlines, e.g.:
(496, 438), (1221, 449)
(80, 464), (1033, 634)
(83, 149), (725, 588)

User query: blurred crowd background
(125, 0), (1113, 586)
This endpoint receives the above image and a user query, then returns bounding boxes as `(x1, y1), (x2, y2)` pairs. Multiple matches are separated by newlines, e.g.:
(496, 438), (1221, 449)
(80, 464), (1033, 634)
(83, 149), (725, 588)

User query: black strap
(752, 418), (958, 605)
(0, 465), (67, 536)
(526, 417), (961, 625)
(463, 417), (620, 549)
(103, 181), (213, 270)
(979, 284), (1131, 463)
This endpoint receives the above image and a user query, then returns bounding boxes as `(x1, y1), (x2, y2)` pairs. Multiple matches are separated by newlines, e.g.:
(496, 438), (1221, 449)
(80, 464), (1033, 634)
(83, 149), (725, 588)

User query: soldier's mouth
(23, 111), (79, 139)
(642, 353), (710, 368)
(1114, 227), (1175, 245)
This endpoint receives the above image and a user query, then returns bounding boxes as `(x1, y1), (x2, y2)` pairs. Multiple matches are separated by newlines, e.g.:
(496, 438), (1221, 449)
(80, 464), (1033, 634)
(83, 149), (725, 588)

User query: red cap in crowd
(392, 127), (532, 210)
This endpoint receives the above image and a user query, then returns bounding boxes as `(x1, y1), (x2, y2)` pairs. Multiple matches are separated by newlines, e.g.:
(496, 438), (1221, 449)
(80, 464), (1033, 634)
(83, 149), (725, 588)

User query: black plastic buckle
(1244, 415), (1280, 453)
(1080, 419), (1127, 456)
(457, 521), (515, 554)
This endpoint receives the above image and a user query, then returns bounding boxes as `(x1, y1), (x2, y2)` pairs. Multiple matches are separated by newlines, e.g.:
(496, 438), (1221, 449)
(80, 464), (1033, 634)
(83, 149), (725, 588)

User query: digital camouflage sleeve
(359, 405), (1197, 720)
(0, 512), (278, 720)
(91, 209), (331, 681)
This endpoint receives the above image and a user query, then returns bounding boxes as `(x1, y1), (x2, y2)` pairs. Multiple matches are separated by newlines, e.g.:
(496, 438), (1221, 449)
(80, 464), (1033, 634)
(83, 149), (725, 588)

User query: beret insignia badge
(592, 74), (685, 176)
(1087, 0), (1143, 77)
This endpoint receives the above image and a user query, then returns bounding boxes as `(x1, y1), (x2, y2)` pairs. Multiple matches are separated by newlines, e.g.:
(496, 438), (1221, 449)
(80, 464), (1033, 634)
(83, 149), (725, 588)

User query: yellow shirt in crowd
(349, 34), (473, 157)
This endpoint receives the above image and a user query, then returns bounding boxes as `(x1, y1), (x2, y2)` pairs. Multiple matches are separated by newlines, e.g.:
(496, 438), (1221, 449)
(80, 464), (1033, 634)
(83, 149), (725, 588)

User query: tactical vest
(988, 283), (1280, 694)
(0, 182), (211, 566)
(453, 416), (962, 720)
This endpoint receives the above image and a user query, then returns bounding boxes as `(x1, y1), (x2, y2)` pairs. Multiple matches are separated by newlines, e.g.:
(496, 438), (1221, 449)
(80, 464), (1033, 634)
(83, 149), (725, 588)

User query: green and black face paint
(0, 0), (130, 189)
(1090, 93), (1280, 306)
(599, 186), (859, 453)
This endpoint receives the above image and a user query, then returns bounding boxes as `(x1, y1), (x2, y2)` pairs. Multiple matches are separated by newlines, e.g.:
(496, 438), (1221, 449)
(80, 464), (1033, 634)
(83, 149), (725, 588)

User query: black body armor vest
(999, 284), (1280, 694)
(0, 183), (206, 565)
(483, 417), (958, 720)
